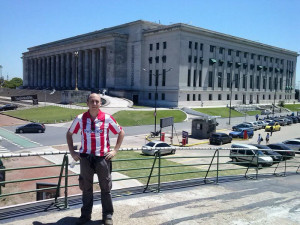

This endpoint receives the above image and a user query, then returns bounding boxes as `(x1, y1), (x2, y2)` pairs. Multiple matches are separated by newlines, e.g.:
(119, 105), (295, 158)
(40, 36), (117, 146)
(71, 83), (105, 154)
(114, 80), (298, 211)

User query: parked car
(282, 139), (300, 153)
(249, 144), (283, 162)
(209, 133), (232, 145)
(0, 104), (18, 111)
(244, 122), (260, 130)
(232, 123), (253, 131)
(257, 120), (267, 129)
(278, 118), (287, 126)
(282, 117), (292, 125)
(286, 116), (298, 124)
(229, 128), (254, 139)
(267, 143), (295, 159)
(230, 143), (273, 167)
(265, 122), (281, 132)
(15, 123), (46, 133)
(142, 141), (175, 156)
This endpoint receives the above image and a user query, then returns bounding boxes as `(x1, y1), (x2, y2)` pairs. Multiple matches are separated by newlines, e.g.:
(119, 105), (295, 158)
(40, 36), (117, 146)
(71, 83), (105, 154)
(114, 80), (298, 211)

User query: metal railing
(0, 147), (299, 211)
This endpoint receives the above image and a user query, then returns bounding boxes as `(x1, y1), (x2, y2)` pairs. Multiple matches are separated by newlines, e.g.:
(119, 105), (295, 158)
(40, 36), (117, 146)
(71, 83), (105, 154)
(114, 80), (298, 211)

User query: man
(66, 93), (125, 225)
(255, 114), (259, 121)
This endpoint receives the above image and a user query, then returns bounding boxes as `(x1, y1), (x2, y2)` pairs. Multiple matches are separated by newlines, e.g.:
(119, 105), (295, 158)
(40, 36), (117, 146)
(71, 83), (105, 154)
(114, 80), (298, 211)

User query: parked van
(230, 143), (273, 167)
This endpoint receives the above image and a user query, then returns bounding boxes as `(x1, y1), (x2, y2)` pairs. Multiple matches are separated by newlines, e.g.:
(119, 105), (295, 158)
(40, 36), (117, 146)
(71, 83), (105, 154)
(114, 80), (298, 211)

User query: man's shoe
(76, 216), (91, 225)
(104, 217), (113, 225)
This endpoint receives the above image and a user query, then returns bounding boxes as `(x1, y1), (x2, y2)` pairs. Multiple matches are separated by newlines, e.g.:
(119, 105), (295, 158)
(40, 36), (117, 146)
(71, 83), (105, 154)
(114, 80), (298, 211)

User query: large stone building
(22, 20), (298, 107)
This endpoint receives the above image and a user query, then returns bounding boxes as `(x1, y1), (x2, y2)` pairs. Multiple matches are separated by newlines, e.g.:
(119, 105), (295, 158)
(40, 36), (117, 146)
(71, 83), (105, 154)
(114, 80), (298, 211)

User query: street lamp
(228, 74), (246, 125)
(143, 67), (173, 136)
(74, 51), (79, 91)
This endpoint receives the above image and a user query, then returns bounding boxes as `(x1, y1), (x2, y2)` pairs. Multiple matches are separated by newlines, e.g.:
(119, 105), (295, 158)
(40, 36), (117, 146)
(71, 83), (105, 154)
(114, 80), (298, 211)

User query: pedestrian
(255, 114), (259, 121)
(266, 133), (270, 144)
(66, 93), (125, 225)
(257, 134), (262, 145)
(270, 125), (273, 136)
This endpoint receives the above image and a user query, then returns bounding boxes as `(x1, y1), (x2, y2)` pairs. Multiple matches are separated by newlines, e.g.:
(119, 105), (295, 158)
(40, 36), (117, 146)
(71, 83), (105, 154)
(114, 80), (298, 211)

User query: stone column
(78, 51), (83, 89)
(22, 57), (28, 87)
(60, 53), (65, 88)
(71, 52), (76, 89)
(84, 49), (90, 89)
(91, 49), (97, 89)
(41, 57), (46, 88)
(37, 58), (41, 87)
(99, 47), (106, 88)
(66, 53), (71, 88)
(55, 55), (60, 88)
(46, 56), (50, 87)
(33, 58), (37, 87)
(50, 56), (55, 88)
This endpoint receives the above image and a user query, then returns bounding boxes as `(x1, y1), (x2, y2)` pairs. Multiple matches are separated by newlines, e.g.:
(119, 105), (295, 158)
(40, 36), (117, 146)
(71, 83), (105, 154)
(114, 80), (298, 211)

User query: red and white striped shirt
(68, 110), (123, 156)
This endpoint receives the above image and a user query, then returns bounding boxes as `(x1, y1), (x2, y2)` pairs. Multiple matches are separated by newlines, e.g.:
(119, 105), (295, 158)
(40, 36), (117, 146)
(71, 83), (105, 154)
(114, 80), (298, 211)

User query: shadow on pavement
(33, 217), (104, 225)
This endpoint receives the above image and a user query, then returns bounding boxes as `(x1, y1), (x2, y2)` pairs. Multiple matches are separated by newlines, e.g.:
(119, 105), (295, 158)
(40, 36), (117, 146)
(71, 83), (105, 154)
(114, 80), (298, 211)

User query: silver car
(142, 141), (176, 156)
(282, 139), (300, 153)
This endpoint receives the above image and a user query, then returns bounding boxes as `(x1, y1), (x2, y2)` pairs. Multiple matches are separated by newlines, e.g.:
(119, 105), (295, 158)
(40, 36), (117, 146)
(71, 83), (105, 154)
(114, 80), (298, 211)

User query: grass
(192, 107), (243, 118)
(113, 151), (247, 184)
(113, 110), (186, 126)
(284, 103), (300, 112)
(3, 106), (86, 123)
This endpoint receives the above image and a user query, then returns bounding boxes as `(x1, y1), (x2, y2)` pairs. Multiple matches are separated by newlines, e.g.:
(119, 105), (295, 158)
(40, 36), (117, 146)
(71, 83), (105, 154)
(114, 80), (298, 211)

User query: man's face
(87, 94), (101, 110)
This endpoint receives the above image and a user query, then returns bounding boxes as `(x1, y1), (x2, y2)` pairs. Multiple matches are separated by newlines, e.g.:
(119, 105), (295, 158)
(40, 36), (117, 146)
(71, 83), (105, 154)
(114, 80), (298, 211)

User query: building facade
(22, 20), (298, 107)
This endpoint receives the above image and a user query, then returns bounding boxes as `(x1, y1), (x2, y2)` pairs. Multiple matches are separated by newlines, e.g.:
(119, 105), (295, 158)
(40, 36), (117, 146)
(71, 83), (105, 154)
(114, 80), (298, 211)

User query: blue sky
(0, 0), (299, 87)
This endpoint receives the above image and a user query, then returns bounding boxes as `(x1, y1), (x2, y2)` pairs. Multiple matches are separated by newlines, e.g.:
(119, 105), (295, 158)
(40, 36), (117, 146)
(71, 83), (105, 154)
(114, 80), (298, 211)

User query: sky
(0, 0), (299, 87)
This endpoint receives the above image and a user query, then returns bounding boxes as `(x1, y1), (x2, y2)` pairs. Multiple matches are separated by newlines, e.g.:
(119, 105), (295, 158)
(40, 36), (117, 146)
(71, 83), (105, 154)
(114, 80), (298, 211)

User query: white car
(142, 141), (176, 156)
(245, 122), (259, 130)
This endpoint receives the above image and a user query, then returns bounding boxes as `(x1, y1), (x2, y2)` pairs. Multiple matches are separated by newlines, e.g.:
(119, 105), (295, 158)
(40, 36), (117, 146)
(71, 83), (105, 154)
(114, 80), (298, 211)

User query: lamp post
(143, 68), (173, 136)
(74, 51), (79, 91)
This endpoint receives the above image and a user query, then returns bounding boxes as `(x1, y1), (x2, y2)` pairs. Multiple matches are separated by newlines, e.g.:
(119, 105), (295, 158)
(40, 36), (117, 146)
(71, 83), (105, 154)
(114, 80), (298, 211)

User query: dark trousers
(79, 154), (113, 219)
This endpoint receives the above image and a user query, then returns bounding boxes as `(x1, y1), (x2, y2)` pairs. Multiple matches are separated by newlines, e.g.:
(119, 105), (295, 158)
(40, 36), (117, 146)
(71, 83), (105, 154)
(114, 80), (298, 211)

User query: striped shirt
(68, 110), (122, 156)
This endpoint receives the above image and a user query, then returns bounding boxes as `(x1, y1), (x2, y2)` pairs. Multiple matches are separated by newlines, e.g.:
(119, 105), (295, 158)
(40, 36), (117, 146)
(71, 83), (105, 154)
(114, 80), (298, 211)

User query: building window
(256, 76), (260, 89)
(244, 52), (248, 58)
(279, 95), (282, 99)
(194, 56), (197, 63)
(162, 69), (166, 86)
(156, 43), (159, 50)
(155, 70), (159, 86)
(189, 41), (192, 49)
(263, 77), (266, 89)
(219, 48), (223, 54)
(155, 56), (159, 63)
(281, 59), (284, 64)
(270, 57), (273, 62)
(269, 77), (272, 90)
(227, 73), (231, 88)
(276, 58), (279, 63)
(188, 55), (192, 63)
(208, 71), (213, 87)
(162, 93), (165, 100)
(236, 51), (240, 57)
(200, 43), (203, 50)
(242, 75), (246, 88)
(258, 55), (261, 60)
(198, 94), (201, 100)
(193, 94), (196, 101)
(209, 94), (213, 100)
(199, 70), (202, 87)
(269, 94), (271, 100)
(250, 75), (253, 89)
(148, 70), (152, 86)
(210, 45), (215, 52)
(150, 44), (153, 51)
(264, 56), (267, 61)
(193, 70), (196, 87)
(187, 94), (190, 101)
(163, 42), (167, 49)
(195, 42), (198, 50)
(218, 72), (222, 87)
(149, 57), (152, 64)
(251, 53), (254, 59)
(263, 95), (265, 100)
(162, 55), (166, 63)
(218, 94), (222, 100)
(228, 49), (232, 55)
(148, 93), (151, 99)
(235, 94), (238, 100)
(187, 69), (191, 87)
(234, 74), (239, 88)
(227, 94), (230, 100)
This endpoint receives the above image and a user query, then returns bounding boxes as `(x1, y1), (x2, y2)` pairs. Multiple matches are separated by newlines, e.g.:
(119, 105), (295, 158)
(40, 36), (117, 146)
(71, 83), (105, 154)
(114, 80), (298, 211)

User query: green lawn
(113, 151), (246, 184)
(284, 103), (300, 112)
(192, 107), (244, 118)
(3, 106), (86, 123)
(113, 110), (186, 126)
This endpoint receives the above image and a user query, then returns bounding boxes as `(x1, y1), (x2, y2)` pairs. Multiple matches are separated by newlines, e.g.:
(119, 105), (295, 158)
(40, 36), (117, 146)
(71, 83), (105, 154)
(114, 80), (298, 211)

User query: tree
(3, 77), (23, 89)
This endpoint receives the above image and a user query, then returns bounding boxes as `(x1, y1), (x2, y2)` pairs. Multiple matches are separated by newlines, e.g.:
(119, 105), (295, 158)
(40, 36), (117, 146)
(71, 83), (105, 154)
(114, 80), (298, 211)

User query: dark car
(16, 123), (46, 133)
(209, 133), (232, 145)
(232, 123), (252, 131)
(267, 143), (295, 159)
(249, 144), (283, 162)
(286, 116), (298, 123)
(229, 128), (254, 139)
(0, 104), (18, 111)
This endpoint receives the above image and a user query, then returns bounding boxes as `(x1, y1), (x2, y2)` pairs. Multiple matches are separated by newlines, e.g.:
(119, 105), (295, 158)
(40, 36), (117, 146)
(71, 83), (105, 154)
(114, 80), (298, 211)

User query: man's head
(87, 93), (101, 111)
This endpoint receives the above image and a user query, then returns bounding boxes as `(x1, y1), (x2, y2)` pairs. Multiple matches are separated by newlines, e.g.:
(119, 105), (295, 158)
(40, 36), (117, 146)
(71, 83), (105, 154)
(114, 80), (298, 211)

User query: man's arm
(66, 131), (81, 161)
(105, 129), (125, 160)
